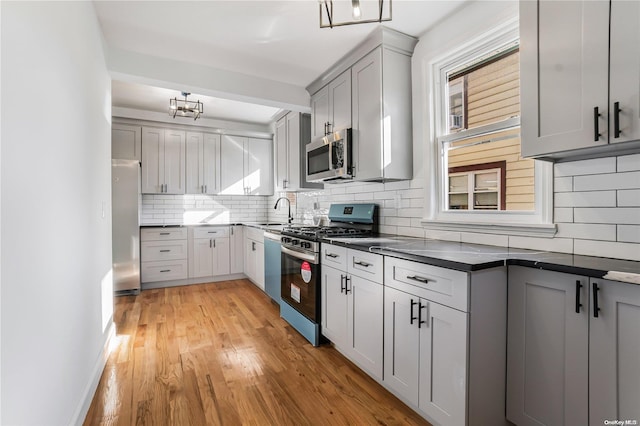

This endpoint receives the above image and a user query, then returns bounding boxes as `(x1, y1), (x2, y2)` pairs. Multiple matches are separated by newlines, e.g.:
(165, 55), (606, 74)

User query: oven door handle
(281, 246), (319, 264)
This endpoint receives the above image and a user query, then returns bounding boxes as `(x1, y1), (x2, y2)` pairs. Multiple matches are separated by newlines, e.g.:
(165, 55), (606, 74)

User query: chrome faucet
(274, 197), (294, 224)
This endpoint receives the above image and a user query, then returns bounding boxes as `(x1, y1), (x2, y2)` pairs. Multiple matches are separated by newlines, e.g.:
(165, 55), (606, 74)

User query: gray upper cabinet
(507, 266), (640, 426)
(520, 0), (640, 160)
(141, 127), (185, 194)
(112, 123), (141, 160)
(186, 131), (220, 195)
(352, 46), (413, 181)
(220, 135), (273, 195)
(306, 27), (417, 182)
(275, 112), (323, 192)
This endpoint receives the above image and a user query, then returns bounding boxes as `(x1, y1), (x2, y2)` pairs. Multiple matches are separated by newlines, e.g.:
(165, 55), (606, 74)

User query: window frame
(423, 18), (555, 236)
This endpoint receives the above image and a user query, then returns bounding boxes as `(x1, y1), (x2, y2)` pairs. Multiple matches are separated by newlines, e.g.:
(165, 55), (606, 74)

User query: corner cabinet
(507, 266), (640, 426)
(220, 135), (273, 196)
(186, 131), (220, 195)
(321, 244), (384, 380)
(306, 27), (417, 182)
(275, 112), (323, 192)
(520, 0), (640, 160)
(244, 227), (265, 290)
(141, 127), (186, 194)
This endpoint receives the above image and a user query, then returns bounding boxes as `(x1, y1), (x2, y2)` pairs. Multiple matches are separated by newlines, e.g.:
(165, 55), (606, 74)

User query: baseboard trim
(70, 322), (115, 426)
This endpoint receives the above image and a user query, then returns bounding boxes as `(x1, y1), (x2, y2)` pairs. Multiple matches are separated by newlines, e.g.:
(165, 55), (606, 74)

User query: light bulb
(352, 0), (361, 19)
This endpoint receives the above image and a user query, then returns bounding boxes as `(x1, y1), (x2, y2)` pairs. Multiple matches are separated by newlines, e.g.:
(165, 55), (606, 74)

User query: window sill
(420, 219), (557, 238)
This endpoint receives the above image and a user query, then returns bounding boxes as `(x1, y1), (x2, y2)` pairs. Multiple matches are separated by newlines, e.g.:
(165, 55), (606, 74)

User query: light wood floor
(84, 279), (430, 425)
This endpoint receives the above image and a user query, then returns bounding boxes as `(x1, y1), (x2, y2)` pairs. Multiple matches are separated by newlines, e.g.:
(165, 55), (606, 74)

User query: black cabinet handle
(418, 302), (426, 328)
(593, 282), (601, 318)
(614, 102), (621, 138)
(210, 239), (212, 248)
(410, 299), (418, 325)
(594, 107), (601, 142)
(354, 260), (371, 267)
(345, 276), (352, 294)
(340, 275), (346, 293)
(575, 280), (583, 313)
(406, 275), (430, 284)
(326, 253), (339, 258)
(252, 242), (256, 251)
(160, 269), (171, 273)
(160, 249), (170, 253)
(160, 232), (170, 235)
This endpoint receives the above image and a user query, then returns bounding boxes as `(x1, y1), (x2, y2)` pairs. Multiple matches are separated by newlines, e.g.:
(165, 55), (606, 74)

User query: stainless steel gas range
(279, 203), (378, 346)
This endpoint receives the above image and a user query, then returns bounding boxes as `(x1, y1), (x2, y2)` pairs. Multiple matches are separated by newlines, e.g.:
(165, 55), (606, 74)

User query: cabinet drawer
(348, 249), (383, 284)
(141, 260), (188, 282)
(322, 244), (347, 269)
(140, 227), (187, 241)
(193, 226), (229, 239)
(245, 226), (264, 241)
(141, 240), (188, 261)
(384, 257), (469, 311)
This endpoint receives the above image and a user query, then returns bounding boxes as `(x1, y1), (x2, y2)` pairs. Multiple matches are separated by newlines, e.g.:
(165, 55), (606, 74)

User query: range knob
(281, 237), (292, 243)
(302, 242), (311, 249)
(292, 239), (299, 245)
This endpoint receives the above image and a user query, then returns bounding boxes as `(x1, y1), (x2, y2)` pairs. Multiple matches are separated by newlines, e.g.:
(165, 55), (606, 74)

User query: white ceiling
(96, 0), (469, 124)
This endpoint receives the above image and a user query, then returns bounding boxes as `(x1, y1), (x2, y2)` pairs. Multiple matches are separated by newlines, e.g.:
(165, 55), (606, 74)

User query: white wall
(268, 0), (640, 262)
(1, 2), (113, 424)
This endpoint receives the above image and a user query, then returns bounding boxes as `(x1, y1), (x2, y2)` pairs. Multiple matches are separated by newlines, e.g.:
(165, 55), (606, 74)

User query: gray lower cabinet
(229, 225), (244, 274)
(507, 266), (640, 426)
(321, 245), (384, 380)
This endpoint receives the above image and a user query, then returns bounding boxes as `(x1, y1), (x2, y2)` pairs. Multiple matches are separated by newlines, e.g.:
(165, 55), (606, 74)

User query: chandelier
(319, 0), (392, 29)
(169, 92), (203, 120)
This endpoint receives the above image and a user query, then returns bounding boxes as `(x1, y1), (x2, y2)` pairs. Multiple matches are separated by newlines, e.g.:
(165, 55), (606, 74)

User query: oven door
(281, 246), (320, 323)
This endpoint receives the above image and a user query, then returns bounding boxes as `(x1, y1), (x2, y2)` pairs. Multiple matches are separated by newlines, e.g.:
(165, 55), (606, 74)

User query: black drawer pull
(340, 275), (346, 293)
(406, 275), (430, 284)
(418, 302), (427, 328)
(354, 260), (371, 267)
(160, 232), (170, 235)
(593, 282), (601, 318)
(326, 253), (339, 258)
(207, 231), (218, 234)
(160, 269), (171, 273)
(614, 101), (622, 138)
(159, 249), (170, 252)
(594, 106), (601, 142)
(575, 280), (583, 313)
(345, 276), (352, 294)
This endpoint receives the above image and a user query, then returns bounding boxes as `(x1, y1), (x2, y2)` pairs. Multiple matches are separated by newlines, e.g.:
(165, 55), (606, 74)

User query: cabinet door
(348, 275), (383, 380)
(610, 0), (640, 144)
(244, 237), (256, 282)
(112, 124), (141, 160)
(246, 138), (273, 195)
(229, 226), (244, 274)
(322, 265), (348, 347)
(589, 278), (640, 426)
(285, 113), (300, 189)
(383, 286), (420, 406)
(275, 116), (289, 191)
(311, 86), (329, 140)
(329, 69), (351, 132)
(141, 127), (163, 193)
(254, 241), (265, 290)
(185, 131), (203, 194)
(506, 266), (589, 426)
(163, 129), (185, 194)
(202, 133), (220, 194)
(220, 135), (247, 195)
(352, 48), (383, 181)
(212, 238), (230, 276)
(418, 299), (467, 426)
(520, 0), (609, 157)
(191, 239), (213, 278)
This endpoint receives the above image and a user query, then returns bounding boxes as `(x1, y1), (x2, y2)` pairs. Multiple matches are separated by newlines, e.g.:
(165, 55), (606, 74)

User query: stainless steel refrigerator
(112, 159), (141, 294)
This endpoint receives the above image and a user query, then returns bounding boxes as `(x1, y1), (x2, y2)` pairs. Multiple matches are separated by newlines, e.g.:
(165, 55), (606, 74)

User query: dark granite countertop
(322, 236), (640, 282)
(140, 222), (286, 230)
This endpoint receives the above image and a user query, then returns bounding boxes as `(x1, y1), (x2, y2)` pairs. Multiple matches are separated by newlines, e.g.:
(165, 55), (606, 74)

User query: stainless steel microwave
(306, 128), (353, 182)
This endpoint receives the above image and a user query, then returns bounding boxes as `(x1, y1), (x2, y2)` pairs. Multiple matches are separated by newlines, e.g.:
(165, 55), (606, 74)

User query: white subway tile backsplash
(574, 239), (640, 261)
(617, 189), (640, 207)
(508, 236), (573, 253)
(396, 226), (425, 238)
(554, 157), (616, 177)
(554, 191), (616, 207)
(556, 223), (616, 241)
(554, 177), (573, 192)
(573, 171), (640, 191)
(384, 180), (411, 191)
(574, 208), (640, 225)
(617, 154), (640, 172)
(385, 217), (411, 227)
(460, 232), (509, 247)
(617, 225), (640, 243)
(379, 225), (397, 235)
(425, 229), (461, 242)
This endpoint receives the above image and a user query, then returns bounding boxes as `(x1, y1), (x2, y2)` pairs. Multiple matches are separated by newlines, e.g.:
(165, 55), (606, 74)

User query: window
(426, 21), (553, 233)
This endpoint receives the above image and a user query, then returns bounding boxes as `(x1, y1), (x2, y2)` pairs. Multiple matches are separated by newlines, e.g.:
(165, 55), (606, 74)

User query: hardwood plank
(84, 280), (430, 425)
